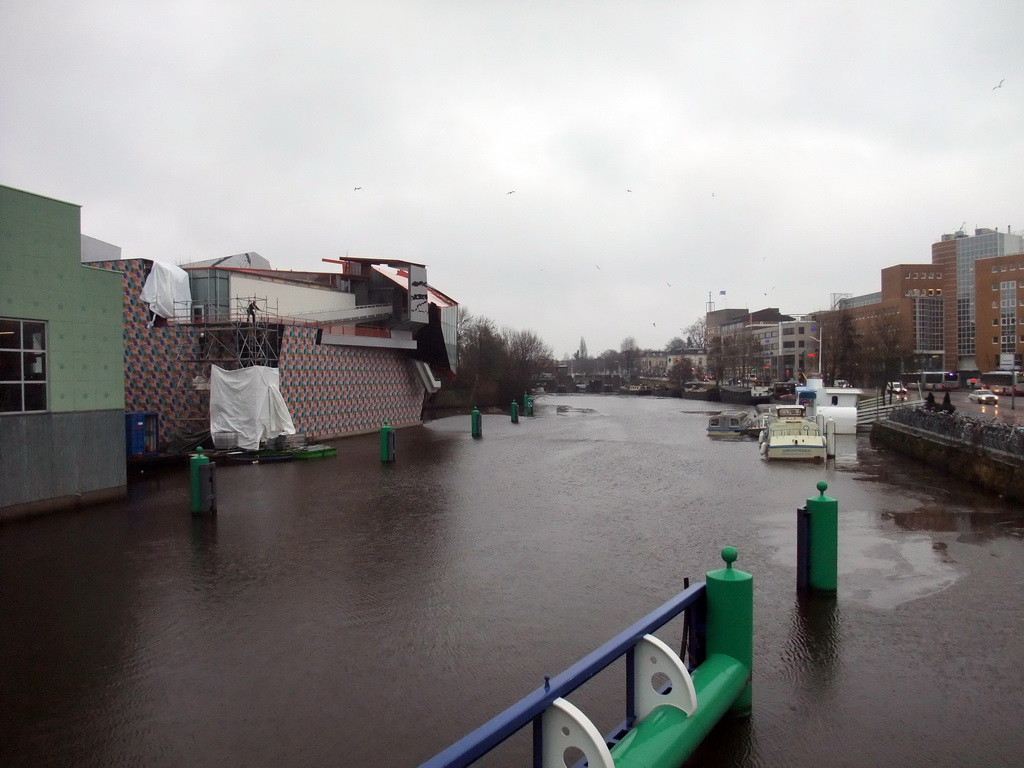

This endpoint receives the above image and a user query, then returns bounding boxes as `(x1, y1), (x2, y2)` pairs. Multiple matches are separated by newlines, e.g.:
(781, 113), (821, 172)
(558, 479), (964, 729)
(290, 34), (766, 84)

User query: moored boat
(796, 374), (864, 434)
(719, 384), (771, 406)
(769, 380), (797, 404)
(620, 384), (653, 395)
(758, 404), (826, 461)
(677, 382), (719, 401)
(707, 409), (758, 436)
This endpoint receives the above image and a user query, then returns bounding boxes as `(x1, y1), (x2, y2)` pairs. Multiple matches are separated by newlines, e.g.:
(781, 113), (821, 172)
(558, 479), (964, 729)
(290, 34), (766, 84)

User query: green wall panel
(0, 185), (125, 413)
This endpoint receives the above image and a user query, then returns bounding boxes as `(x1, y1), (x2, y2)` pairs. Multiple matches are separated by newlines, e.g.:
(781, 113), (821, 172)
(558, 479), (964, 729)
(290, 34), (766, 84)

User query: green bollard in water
(705, 546), (754, 716)
(379, 421), (395, 462)
(189, 447), (210, 513)
(471, 407), (482, 438)
(807, 480), (838, 594)
(510, 401), (519, 423)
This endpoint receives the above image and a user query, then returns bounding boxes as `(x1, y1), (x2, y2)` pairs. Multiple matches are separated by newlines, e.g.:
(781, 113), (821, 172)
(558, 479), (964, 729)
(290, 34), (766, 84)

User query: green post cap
(816, 480), (828, 497)
(721, 546), (738, 568)
(196, 447), (203, 454)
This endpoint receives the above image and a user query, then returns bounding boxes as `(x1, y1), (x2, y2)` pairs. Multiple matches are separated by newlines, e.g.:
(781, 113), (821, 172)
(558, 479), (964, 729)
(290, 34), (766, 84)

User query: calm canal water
(3, 394), (1024, 767)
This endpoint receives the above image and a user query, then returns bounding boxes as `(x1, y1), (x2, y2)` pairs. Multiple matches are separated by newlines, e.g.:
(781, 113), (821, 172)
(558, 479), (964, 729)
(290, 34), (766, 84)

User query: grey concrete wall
(0, 410), (126, 519)
(870, 419), (1024, 503)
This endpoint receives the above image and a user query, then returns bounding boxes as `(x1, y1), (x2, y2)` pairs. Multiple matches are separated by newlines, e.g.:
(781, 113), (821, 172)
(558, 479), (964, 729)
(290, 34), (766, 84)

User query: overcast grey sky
(3, 1), (1022, 358)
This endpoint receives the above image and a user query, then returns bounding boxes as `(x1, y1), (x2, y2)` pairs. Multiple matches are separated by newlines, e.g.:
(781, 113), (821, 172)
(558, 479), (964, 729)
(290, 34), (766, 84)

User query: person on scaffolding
(246, 299), (258, 324)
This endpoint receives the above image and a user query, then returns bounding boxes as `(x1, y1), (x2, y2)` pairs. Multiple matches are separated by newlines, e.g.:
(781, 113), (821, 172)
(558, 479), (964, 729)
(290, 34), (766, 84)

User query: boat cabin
(707, 410), (754, 434)
(774, 404), (808, 421)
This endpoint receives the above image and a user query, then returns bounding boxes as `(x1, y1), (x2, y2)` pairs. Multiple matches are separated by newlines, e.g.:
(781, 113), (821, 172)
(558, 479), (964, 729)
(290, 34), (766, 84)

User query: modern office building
(827, 265), (945, 370)
(932, 227), (1024, 373)
(1, 185), (127, 519)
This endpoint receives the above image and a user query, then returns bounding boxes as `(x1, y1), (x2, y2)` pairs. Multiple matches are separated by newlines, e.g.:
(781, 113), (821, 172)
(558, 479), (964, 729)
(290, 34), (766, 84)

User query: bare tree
(683, 317), (708, 350)
(816, 309), (859, 385)
(502, 327), (554, 403)
(573, 336), (593, 377)
(706, 334), (725, 384)
(620, 336), (640, 382)
(862, 310), (912, 396)
(730, 331), (763, 384)
(597, 349), (621, 376)
(452, 312), (556, 407)
(456, 306), (476, 370)
(668, 357), (695, 387)
(456, 313), (502, 404)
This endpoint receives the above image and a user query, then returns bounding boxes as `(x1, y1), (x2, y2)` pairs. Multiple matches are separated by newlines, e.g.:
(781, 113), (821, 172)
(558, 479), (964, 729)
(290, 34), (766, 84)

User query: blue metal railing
(419, 580), (707, 768)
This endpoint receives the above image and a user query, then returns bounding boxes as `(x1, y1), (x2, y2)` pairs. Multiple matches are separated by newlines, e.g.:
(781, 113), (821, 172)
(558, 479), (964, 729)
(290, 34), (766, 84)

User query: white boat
(796, 374), (865, 434)
(707, 409), (756, 436)
(758, 404), (827, 461)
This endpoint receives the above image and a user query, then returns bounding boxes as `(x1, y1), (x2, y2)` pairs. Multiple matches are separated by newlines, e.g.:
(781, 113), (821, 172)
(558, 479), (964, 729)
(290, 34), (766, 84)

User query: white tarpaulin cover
(210, 365), (296, 450)
(140, 261), (191, 319)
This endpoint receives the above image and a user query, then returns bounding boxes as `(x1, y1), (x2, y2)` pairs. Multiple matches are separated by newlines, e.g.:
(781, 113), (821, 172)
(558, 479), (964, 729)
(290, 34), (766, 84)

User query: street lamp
(808, 334), (822, 375)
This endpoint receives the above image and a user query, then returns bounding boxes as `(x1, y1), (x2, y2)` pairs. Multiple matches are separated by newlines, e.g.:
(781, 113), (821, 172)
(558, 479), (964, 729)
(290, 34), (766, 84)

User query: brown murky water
(2, 394), (1023, 767)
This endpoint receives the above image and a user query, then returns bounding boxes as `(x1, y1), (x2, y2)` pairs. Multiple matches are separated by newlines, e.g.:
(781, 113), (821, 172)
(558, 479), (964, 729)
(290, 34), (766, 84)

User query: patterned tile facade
(281, 327), (424, 436)
(96, 259), (425, 448)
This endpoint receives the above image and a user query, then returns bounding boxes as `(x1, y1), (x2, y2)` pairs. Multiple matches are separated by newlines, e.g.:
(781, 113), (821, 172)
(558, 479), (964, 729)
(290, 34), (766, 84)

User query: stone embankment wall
(871, 419), (1024, 503)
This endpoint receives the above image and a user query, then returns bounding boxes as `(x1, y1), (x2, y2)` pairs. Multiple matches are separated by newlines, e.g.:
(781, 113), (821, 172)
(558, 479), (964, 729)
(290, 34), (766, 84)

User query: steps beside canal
(871, 418), (1024, 503)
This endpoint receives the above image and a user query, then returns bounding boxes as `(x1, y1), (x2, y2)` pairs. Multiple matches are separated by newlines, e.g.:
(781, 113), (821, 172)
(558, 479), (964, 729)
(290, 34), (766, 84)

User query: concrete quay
(871, 416), (1024, 503)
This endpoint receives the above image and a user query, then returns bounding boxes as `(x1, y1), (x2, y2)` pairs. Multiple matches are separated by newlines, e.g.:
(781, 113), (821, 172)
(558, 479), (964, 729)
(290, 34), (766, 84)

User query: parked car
(887, 381), (908, 400)
(968, 388), (999, 404)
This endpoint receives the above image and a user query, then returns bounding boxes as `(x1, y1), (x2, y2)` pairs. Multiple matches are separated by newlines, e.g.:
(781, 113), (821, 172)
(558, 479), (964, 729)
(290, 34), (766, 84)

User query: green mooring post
(189, 447), (210, 513)
(380, 421), (396, 462)
(807, 480), (838, 594)
(705, 546), (754, 716)
(511, 400), (519, 423)
(471, 407), (482, 438)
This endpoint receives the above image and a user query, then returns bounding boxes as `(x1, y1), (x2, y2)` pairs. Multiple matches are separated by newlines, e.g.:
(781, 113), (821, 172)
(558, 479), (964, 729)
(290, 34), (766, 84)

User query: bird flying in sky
(993, 79), (1005, 90)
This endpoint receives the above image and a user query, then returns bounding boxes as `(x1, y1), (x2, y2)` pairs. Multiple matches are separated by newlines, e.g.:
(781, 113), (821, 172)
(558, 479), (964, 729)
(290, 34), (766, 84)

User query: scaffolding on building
(164, 296), (282, 451)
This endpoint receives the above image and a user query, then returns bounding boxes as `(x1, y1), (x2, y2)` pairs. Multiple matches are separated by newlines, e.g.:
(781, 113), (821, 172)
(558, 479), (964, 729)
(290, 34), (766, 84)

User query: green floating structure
(798, 480), (838, 594)
(524, 391), (534, 416)
(609, 547), (753, 768)
(379, 421), (396, 462)
(188, 447), (216, 514)
(420, 547), (754, 768)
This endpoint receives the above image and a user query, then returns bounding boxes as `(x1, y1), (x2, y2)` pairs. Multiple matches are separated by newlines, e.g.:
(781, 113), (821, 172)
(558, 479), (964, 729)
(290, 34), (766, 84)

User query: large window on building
(1000, 282), (1018, 354)
(0, 318), (47, 413)
(912, 296), (943, 361)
